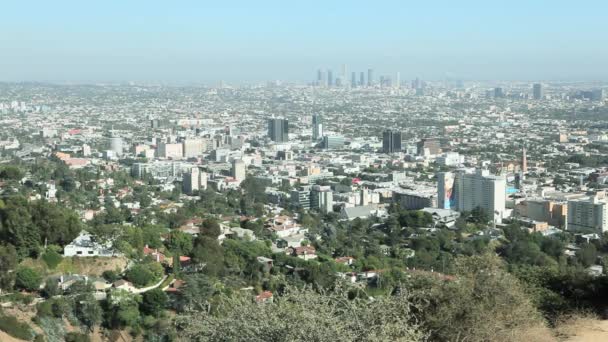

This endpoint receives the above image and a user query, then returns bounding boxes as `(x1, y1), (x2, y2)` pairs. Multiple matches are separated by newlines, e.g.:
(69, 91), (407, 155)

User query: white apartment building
(438, 169), (506, 222)
(567, 196), (608, 233)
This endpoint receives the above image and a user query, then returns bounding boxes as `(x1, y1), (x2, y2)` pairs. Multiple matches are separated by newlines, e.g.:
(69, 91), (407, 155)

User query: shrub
(15, 267), (42, 291)
(125, 263), (163, 287)
(0, 314), (35, 340)
(102, 270), (120, 283)
(65, 331), (91, 342)
(42, 249), (63, 269)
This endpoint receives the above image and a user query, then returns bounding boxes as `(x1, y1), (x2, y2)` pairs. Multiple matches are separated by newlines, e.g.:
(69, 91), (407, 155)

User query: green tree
(41, 249), (63, 269)
(201, 219), (221, 238)
(107, 289), (142, 328)
(0, 165), (24, 180)
(15, 267), (42, 291)
(0, 244), (17, 292)
(74, 293), (102, 332)
(165, 230), (193, 256)
(141, 288), (168, 317)
(192, 236), (224, 276)
(125, 262), (164, 287)
(577, 243), (598, 267)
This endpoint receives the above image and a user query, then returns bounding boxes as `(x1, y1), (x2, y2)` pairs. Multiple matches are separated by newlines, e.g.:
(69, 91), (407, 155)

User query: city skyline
(1, 1), (608, 83)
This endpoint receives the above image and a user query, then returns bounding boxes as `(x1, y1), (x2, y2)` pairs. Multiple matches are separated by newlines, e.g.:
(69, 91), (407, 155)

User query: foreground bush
(175, 286), (427, 342)
(0, 313), (35, 340)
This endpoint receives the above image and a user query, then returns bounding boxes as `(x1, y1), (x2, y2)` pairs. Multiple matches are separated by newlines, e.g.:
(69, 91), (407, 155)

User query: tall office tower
(341, 64), (347, 80)
(327, 70), (333, 87)
(183, 167), (200, 194)
(109, 137), (123, 156)
(317, 69), (323, 85)
(521, 145), (528, 174)
(591, 89), (604, 101)
(335, 77), (342, 87)
(379, 76), (385, 88)
(396, 72), (401, 89)
(367, 68), (374, 86)
(360, 72), (365, 87)
(412, 78), (421, 89)
(438, 169), (506, 222)
(268, 118), (289, 142)
(417, 138), (442, 156)
(382, 130), (402, 153)
(312, 114), (323, 140)
(494, 87), (504, 98)
(533, 83), (544, 100)
(351, 72), (357, 88)
(231, 159), (246, 181)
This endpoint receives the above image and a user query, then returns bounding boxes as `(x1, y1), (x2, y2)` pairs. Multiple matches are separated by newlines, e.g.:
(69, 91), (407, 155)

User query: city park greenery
(1, 159), (608, 341)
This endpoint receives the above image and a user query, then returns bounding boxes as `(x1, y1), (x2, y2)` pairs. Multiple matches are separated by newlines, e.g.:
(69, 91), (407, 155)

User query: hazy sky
(2, 0), (607, 83)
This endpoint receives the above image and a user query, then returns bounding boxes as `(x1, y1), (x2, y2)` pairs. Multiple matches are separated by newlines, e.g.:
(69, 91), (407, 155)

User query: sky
(1, 0), (607, 83)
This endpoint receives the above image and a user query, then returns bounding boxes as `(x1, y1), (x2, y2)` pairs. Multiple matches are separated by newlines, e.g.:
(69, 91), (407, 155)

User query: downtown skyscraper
(268, 118), (289, 143)
(533, 83), (544, 100)
(382, 130), (402, 153)
(312, 114), (323, 140)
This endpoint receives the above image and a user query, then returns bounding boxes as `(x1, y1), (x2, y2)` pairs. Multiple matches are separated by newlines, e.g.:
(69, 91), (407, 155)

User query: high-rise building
(396, 72), (401, 89)
(417, 138), (441, 156)
(231, 159), (246, 181)
(437, 172), (455, 210)
(382, 130), (402, 153)
(183, 167), (207, 194)
(322, 135), (344, 149)
(82, 144), (91, 157)
(360, 72), (365, 87)
(567, 196), (608, 233)
(110, 137), (123, 156)
(183, 139), (205, 159)
(367, 68), (374, 86)
(291, 186), (312, 209)
(311, 185), (333, 214)
(533, 83), (544, 100)
(494, 87), (504, 98)
(591, 89), (604, 101)
(437, 169), (506, 222)
(268, 118), (289, 142)
(317, 69), (323, 85)
(351, 72), (357, 88)
(521, 145), (528, 174)
(327, 70), (333, 87)
(157, 142), (183, 159)
(312, 114), (323, 140)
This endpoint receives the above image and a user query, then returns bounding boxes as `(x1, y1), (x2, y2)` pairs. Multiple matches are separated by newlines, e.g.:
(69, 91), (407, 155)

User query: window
(88, 251), (94, 255)
(77, 251), (82, 255)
